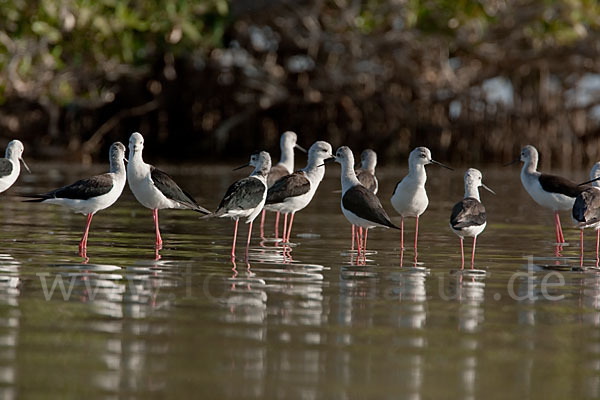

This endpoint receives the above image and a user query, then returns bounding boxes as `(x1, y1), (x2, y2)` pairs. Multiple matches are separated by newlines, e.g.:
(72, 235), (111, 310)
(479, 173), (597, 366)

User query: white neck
(127, 149), (149, 176)
(341, 161), (361, 193)
(302, 161), (326, 187)
(251, 163), (270, 181)
(464, 184), (480, 201)
(522, 155), (538, 176)
(407, 163), (427, 185)
(277, 143), (294, 173)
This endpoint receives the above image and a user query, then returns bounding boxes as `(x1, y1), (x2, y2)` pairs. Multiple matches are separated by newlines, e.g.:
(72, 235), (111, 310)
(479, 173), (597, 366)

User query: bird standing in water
(212, 151), (271, 261)
(508, 145), (585, 246)
(450, 168), (494, 269)
(572, 162), (600, 267)
(260, 131), (306, 238)
(126, 132), (211, 257)
(0, 140), (30, 194)
(25, 142), (127, 260)
(328, 146), (399, 263)
(391, 147), (452, 259)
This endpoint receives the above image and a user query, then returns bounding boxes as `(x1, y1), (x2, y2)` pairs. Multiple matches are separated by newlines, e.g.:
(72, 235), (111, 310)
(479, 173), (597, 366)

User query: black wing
(450, 197), (486, 229)
(266, 171), (310, 204)
(342, 185), (398, 229)
(150, 166), (210, 214)
(573, 188), (600, 226)
(539, 173), (585, 198)
(267, 164), (290, 187)
(216, 177), (266, 214)
(356, 169), (377, 193)
(25, 173), (114, 201)
(0, 159), (13, 178)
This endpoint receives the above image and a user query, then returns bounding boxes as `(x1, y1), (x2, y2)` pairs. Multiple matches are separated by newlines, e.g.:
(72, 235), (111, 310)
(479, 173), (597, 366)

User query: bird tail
(21, 194), (49, 202)
(193, 204), (212, 215)
(199, 208), (223, 219)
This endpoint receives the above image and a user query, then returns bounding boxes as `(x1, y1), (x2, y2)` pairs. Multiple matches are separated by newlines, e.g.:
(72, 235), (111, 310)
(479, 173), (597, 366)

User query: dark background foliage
(2, 0), (600, 167)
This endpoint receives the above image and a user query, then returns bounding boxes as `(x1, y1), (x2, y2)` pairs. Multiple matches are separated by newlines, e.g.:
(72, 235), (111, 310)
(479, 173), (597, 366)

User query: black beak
(579, 177), (600, 186)
(295, 144), (307, 153)
(318, 156), (336, 167)
(233, 162), (250, 171)
(430, 159), (453, 171)
(482, 183), (496, 195)
(504, 158), (520, 167)
(20, 158), (31, 173)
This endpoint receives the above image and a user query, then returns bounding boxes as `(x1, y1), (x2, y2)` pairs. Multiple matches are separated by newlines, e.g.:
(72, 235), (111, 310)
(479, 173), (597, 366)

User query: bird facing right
(449, 168), (495, 269)
(391, 147), (452, 254)
(572, 162), (600, 267)
(0, 140), (30, 194)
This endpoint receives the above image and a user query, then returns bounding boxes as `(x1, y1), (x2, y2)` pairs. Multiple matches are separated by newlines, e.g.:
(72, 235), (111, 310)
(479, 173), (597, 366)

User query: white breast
(391, 179), (429, 217)
(127, 162), (179, 210)
(0, 160), (19, 193)
(450, 222), (487, 239)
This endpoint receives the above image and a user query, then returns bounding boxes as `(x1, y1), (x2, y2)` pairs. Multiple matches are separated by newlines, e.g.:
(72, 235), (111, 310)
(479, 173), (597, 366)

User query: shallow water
(2, 163), (600, 399)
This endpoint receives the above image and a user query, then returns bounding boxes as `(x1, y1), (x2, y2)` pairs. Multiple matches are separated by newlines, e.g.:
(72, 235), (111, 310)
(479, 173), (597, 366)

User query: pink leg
(286, 212), (295, 242)
(553, 212), (560, 244)
(355, 226), (363, 258)
(554, 211), (565, 243)
(79, 213), (94, 251)
(414, 215), (419, 255)
(400, 248), (404, 268)
(351, 225), (355, 251)
(581, 229), (585, 267)
(557, 213), (565, 243)
(231, 219), (239, 260)
(363, 228), (368, 254)
(152, 208), (163, 248)
(597, 229), (599, 268)
(260, 209), (266, 238)
(274, 212), (280, 239)
(471, 236), (477, 269)
(460, 237), (465, 269)
(245, 220), (253, 261)
(359, 227), (365, 263)
(400, 217), (404, 250)
(283, 213), (288, 243)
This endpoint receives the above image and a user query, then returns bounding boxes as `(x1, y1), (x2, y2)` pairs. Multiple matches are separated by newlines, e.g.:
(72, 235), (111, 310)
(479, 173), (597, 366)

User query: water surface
(1, 163), (599, 399)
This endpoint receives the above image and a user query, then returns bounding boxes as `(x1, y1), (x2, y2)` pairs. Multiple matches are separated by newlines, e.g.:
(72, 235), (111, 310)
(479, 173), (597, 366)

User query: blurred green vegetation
(0, 0), (228, 105)
(1, 0), (600, 167)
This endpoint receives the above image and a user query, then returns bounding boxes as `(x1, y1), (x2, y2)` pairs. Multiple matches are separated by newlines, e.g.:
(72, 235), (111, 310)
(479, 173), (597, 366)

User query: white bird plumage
(0, 140), (30, 194)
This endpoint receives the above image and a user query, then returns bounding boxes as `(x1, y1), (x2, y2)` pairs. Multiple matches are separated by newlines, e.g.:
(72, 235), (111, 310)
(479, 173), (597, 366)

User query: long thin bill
(482, 183), (496, 194)
(430, 159), (453, 170)
(233, 163), (250, 171)
(579, 176), (600, 186)
(295, 144), (307, 153)
(20, 158), (31, 173)
(503, 158), (520, 167)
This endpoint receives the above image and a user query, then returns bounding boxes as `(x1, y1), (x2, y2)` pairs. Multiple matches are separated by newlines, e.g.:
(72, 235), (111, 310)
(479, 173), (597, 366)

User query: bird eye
(420, 154), (426, 158)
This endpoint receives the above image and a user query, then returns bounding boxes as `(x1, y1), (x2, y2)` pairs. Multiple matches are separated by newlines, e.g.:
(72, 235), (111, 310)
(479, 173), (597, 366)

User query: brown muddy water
(0, 162), (599, 399)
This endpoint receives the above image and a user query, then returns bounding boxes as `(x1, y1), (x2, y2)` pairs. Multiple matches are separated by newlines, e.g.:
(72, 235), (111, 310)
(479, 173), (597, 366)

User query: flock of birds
(2, 133), (600, 268)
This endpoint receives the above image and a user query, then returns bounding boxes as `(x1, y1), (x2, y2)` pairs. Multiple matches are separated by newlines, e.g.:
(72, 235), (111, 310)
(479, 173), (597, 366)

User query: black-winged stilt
(211, 151), (271, 261)
(126, 132), (210, 253)
(328, 146), (399, 261)
(24, 142), (126, 259)
(0, 140), (30, 194)
(450, 168), (494, 269)
(265, 141), (333, 243)
(391, 146), (452, 255)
